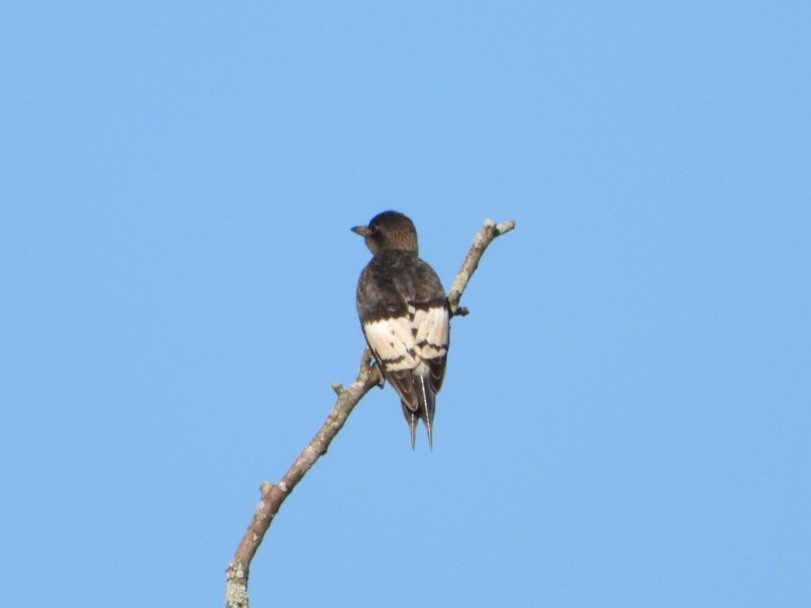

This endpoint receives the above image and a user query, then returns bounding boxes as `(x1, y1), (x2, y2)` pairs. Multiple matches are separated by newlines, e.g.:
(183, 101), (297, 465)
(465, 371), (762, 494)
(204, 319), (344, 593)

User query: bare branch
(448, 218), (515, 316)
(225, 218), (515, 608)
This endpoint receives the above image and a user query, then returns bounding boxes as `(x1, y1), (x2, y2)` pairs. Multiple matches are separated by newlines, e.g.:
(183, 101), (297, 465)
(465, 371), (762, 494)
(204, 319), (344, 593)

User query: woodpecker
(353, 211), (451, 449)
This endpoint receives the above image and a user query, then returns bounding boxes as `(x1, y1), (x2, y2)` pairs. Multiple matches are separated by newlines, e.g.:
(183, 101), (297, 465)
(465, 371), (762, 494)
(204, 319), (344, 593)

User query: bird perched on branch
(352, 211), (450, 449)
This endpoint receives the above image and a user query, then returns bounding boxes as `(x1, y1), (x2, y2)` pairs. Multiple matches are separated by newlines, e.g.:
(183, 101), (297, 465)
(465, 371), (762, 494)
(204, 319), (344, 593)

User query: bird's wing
(357, 253), (450, 409)
(410, 301), (449, 393)
(361, 299), (449, 405)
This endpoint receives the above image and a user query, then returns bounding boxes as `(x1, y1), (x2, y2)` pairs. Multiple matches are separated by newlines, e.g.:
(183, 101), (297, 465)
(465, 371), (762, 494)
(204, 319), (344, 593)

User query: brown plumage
(353, 211), (450, 448)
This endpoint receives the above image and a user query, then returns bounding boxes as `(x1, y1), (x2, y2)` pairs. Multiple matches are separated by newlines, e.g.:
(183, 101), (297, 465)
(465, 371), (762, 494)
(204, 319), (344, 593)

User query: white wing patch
(363, 316), (416, 369)
(412, 305), (449, 359)
(363, 304), (449, 373)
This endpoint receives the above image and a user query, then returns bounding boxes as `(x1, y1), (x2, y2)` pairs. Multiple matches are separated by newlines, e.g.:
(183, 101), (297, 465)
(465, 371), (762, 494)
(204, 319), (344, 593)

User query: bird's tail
(400, 371), (435, 449)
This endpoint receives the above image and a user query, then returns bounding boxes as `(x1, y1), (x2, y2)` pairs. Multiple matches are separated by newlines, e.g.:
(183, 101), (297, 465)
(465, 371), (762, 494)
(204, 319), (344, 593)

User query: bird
(352, 211), (450, 449)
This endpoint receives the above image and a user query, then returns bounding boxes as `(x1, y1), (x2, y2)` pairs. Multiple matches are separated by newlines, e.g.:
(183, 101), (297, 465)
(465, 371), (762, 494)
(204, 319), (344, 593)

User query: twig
(225, 217), (515, 608)
(448, 219), (515, 316)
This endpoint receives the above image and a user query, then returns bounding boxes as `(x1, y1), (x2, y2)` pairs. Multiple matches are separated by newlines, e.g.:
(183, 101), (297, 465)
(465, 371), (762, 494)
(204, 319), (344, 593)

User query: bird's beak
(351, 225), (370, 236)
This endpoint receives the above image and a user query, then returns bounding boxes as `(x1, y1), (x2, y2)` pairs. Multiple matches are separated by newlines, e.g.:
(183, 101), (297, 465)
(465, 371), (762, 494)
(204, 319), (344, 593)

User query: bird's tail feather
(399, 372), (435, 450)
(419, 373), (435, 450)
(401, 403), (418, 449)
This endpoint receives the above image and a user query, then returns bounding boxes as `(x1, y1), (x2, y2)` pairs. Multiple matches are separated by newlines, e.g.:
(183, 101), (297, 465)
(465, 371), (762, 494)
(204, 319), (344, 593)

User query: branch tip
(495, 219), (516, 235)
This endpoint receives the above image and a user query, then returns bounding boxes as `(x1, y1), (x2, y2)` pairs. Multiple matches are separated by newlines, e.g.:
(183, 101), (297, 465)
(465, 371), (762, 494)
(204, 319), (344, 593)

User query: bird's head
(352, 211), (419, 255)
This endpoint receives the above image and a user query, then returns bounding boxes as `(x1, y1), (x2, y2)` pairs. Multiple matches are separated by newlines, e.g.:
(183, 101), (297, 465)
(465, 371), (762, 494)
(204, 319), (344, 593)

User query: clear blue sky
(2, 3), (809, 607)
